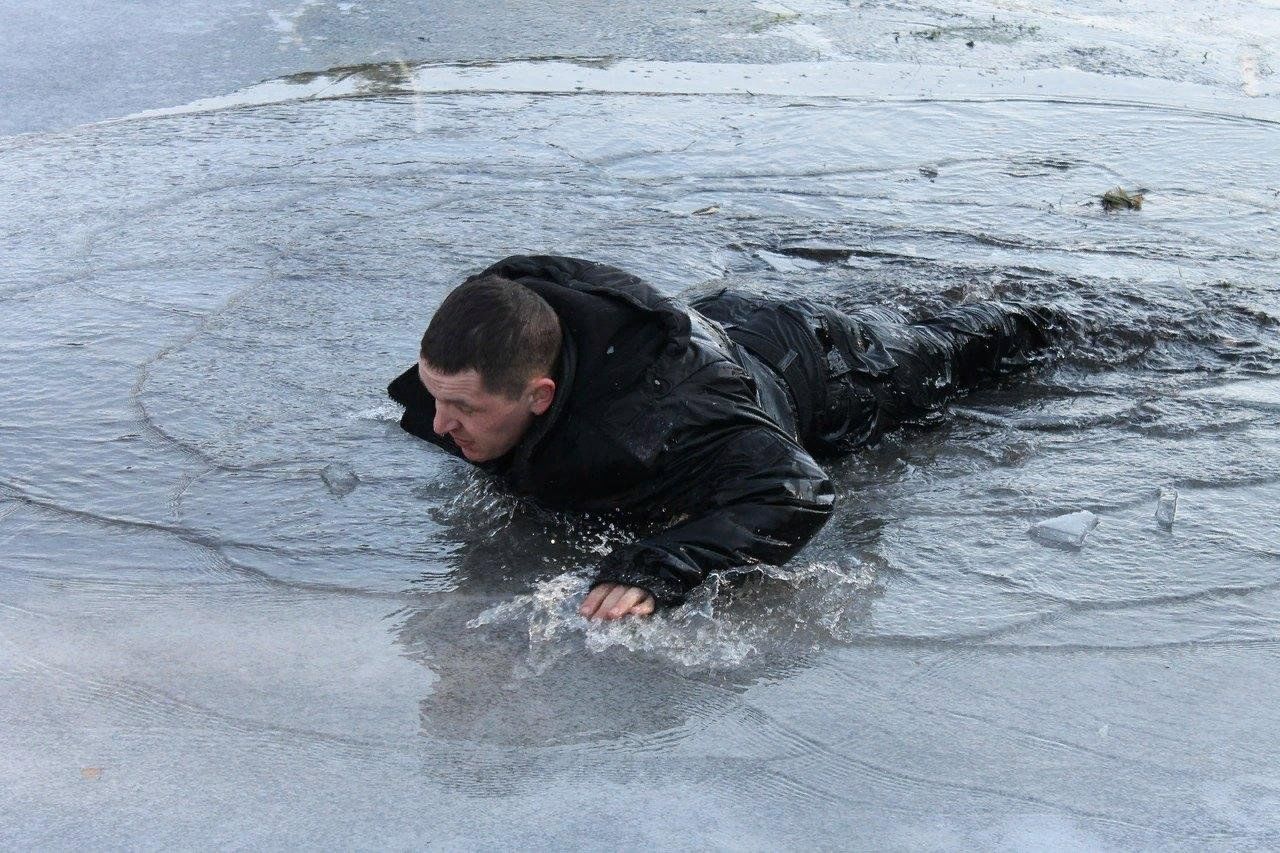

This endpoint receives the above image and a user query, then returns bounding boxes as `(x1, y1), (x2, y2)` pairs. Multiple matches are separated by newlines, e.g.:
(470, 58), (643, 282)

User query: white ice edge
(116, 58), (1280, 125)
(1186, 378), (1280, 411)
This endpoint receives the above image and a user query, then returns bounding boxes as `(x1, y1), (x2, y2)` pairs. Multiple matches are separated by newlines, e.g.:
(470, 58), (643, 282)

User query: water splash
(465, 556), (882, 672)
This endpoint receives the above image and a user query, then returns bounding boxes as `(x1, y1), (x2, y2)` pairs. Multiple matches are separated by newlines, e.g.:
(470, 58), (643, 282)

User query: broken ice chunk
(321, 462), (360, 497)
(1029, 510), (1099, 548)
(1155, 488), (1178, 529)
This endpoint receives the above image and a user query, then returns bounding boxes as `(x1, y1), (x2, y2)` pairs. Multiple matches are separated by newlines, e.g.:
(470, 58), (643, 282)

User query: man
(388, 255), (1058, 621)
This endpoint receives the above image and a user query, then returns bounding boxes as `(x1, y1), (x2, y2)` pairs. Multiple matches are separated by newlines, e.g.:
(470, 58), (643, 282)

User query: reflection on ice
(392, 556), (882, 750)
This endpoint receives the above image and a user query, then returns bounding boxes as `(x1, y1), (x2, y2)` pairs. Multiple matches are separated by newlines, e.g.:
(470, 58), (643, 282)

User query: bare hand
(578, 582), (656, 621)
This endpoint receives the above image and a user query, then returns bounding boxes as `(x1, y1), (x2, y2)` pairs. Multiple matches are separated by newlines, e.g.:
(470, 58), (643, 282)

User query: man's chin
(456, 442), (488, 462)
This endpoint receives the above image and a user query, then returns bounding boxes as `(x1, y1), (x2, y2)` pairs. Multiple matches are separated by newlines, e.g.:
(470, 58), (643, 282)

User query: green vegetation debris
(1101, 187), (1145, 211)
(751, 10), (801, 33)
(911, 22), (1039, 44)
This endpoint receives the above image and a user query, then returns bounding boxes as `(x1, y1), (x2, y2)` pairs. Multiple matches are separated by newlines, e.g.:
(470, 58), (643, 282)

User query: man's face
(417, 359), (554, 463)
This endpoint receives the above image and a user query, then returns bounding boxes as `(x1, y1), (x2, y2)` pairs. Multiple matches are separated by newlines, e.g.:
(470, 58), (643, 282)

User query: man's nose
(433, 409), (457, 436)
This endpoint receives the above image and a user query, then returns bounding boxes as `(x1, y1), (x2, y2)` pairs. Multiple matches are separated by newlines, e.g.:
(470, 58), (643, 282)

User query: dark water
(3, 2), (1280, 849)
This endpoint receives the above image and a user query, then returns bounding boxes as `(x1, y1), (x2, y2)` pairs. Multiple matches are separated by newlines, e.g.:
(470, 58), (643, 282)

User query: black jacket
(388, 255), (834, 607)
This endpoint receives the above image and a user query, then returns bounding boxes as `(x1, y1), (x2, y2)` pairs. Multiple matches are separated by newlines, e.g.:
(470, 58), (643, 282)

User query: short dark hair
(420, 273), (562, 397)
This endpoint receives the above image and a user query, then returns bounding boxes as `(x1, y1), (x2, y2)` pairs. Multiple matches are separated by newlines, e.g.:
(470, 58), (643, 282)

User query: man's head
(418, 273), (561, 462)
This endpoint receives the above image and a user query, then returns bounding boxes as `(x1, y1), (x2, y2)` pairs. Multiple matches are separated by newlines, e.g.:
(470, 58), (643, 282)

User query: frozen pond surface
(3, 2), (1280, 849)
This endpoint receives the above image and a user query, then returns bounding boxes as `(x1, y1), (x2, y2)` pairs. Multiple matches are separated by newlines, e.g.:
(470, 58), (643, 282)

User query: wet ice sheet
(7, 0), (1279, 135)
(6, 565), (1280, 849)
(127, 57), (1280, 124)
(4, 7), (1280, 850)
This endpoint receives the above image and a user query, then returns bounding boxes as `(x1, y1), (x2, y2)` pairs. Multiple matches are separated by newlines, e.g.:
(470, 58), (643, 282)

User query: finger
(579, 583), (613, 617)
(595, 585), (629, 620)
(633, 593), (656, 616)
(608, 587), (648, 619)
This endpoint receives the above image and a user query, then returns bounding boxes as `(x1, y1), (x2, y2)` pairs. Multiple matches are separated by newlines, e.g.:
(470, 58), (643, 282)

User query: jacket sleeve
(591, 425), (835, 608)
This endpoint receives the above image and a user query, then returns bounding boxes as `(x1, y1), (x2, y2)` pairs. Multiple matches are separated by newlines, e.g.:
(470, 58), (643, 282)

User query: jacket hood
(477, 255), (692, 353)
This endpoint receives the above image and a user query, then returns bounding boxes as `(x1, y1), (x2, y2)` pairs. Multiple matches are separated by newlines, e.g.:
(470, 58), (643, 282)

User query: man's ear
(528, 377), (556, 415)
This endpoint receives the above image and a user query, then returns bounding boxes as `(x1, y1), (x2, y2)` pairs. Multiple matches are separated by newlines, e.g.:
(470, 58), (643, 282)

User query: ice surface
(5, 0), (1280, 849)
(1029, 510), (1101, 548)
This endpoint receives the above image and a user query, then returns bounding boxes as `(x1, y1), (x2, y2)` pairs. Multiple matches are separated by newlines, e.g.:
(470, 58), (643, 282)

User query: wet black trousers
(692, 290), (1057, 453)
